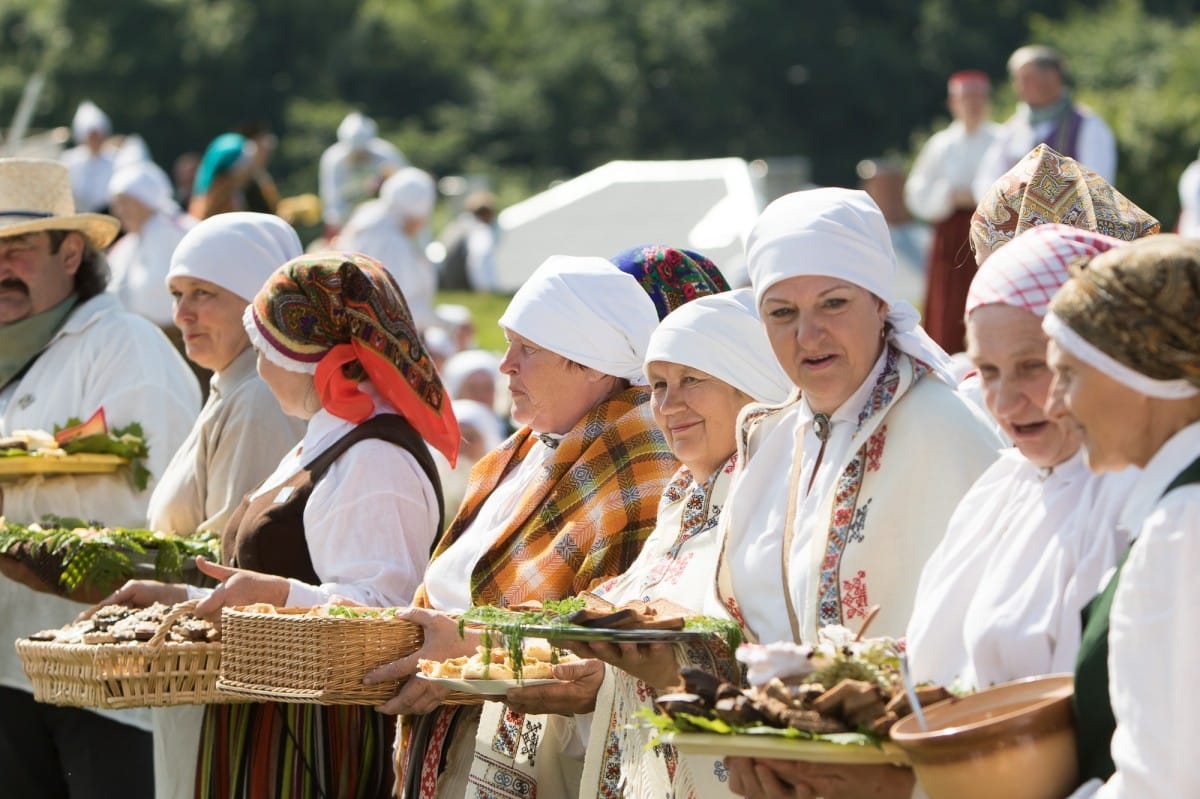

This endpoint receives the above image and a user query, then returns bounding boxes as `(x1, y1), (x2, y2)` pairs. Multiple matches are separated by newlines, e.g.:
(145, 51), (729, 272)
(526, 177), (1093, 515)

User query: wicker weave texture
(217, 606), (423, 705)
(15, 600), (229, 709)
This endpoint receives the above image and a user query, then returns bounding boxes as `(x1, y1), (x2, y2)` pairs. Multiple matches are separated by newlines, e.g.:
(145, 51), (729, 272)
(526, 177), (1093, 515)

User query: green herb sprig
(0, 518), (219, 592)
(53, 420), (152, 490)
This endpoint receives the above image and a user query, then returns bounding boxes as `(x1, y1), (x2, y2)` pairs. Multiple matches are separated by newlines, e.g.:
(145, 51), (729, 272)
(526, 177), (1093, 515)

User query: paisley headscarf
(971, 144), (1159, 257)
(1044, 234), (1200, 399)
(610, 244), (730, 320)
(243, 251), (460, 462)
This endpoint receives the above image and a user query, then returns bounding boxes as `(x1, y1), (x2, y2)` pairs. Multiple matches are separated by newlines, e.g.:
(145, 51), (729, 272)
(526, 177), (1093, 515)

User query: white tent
(494, 157), (763, 292)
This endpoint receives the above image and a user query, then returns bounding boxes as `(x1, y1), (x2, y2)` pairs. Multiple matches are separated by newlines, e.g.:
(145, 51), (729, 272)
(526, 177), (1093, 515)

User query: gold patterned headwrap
(971, 144), (1159, 257)
(1044, 234), (1200, 398)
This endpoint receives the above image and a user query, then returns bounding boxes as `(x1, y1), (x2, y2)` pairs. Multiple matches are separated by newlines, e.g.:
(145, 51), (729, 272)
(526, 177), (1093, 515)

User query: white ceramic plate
(415, 673), (560, 696)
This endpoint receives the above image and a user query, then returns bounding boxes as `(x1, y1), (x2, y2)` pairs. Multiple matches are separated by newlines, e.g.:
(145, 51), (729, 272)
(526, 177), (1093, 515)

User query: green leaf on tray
(0, 519), (220, 592)
(57, 421), (152, 491)
(632, 707), (881, 748)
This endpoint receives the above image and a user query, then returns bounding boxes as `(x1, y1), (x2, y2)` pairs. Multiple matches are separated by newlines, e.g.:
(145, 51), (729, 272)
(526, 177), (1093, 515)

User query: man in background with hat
(973, 44), (1117, 199)
(0, 158), (200, 798)
(905, 69), (999, 352)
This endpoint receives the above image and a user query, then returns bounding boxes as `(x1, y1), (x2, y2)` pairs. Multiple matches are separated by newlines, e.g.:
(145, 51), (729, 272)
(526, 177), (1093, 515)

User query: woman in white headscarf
(498, 289), (793, 799)
(141, 212), (307, 799)
(365, 255), (680, 799)
(337, 166), (438, 330)
(723, 188), (1002, 799)
(106, 161), (195, 328)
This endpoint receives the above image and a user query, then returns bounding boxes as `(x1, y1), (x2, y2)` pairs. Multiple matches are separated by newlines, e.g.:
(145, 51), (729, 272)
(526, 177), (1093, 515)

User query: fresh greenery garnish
(54, 420), (152, 490)
(458, 598), (587, 678)
(0, 518), (219, 592)
(634, 707), (880, 748)
(682, 616), (743, 653)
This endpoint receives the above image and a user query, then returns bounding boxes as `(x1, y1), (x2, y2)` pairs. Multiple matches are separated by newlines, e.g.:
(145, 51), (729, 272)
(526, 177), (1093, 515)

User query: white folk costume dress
(1069, 422), (1200, 798)
(715, 345), (1000, 644)
(906, 449), (1136, 690)
(579, 457), (740, 799)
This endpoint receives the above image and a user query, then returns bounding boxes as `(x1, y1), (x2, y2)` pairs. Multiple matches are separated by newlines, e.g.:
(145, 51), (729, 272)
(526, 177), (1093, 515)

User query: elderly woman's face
(759, 276), (887, 414)
(256, 352), (319, 420)
(499, 329), (611, 435)
(1045, 339), (1152, 472)
(646, 361), (752, 480)
(169, 275), (251, 372)
(968, 304), (1079, 468)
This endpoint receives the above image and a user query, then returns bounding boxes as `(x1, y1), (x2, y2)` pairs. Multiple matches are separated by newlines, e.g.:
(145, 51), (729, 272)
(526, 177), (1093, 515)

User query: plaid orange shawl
(413, 385), (677, 609)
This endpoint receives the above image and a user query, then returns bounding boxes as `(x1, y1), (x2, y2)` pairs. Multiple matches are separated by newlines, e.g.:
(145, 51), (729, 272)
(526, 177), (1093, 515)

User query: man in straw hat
(0, 158), (200, 798)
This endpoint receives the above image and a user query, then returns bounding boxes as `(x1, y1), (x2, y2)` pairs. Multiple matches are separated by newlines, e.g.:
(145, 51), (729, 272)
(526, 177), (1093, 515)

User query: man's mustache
(0, 278), (28, 295)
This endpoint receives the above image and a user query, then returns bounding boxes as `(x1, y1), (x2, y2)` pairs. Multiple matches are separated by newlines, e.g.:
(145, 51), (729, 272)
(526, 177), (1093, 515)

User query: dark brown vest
(220, 414), (445, 582)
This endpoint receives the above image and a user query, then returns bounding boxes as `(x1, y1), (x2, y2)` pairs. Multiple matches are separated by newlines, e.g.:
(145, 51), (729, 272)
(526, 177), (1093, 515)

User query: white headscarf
(499, 255), (659, 384)
(167, 212), (303, 302)
(337, 111), (377, 148)
(72, 100), (111, 142)
(746, 187), (956, 383)
(452, 398), (504, 453)
(381, 167), (436, 220)
(644, 288), (793, 404)
(442, 349), (500, 399)
(108, 161), (178, 216)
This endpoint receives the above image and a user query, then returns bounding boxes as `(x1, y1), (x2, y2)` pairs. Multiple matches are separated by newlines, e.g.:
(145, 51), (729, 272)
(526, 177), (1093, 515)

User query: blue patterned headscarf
(610, 244), (730, 320)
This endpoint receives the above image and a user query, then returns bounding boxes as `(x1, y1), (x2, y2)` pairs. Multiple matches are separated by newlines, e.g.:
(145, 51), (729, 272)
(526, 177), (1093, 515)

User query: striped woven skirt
(196, 701), (395, 799)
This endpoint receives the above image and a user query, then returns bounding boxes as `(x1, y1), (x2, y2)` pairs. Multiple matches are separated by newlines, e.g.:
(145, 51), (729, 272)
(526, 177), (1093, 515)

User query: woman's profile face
(759, 275), (887, 414)
(967, 304), (1080, 469)
(498, 329), (609, 435)
(256, 352), (319, 420)
(169, 276), (250, 373)
(1045, 339), (1150, 472)
(646, 361), (752, 479)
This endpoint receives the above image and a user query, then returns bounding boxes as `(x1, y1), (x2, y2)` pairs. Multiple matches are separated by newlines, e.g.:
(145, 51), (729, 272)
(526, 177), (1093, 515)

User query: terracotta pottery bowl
(889, 674), (1078, 799)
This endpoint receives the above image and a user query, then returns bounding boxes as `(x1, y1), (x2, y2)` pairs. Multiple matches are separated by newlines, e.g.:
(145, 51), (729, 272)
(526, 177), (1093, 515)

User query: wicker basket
(216, 606), (424, 705)
(15, 600), (229, 709)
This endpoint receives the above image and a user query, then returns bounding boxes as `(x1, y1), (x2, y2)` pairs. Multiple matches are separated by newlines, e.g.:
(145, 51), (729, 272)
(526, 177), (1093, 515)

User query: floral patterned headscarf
(971, 144), (1159, 257)
(610, 244), (730, 320)
(244, 251), (460, 463)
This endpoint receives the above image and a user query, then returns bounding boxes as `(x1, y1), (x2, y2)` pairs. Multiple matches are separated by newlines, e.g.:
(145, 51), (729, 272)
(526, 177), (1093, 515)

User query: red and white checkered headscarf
(964, 223), (1128, 319)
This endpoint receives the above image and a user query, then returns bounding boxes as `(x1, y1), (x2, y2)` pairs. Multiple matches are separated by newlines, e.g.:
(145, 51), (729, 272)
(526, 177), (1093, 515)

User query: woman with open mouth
(722, 187), (1002, 799)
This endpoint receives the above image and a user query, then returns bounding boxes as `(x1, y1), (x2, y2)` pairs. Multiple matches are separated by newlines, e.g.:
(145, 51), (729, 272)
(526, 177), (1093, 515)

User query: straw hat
(0, 158), (120, 248)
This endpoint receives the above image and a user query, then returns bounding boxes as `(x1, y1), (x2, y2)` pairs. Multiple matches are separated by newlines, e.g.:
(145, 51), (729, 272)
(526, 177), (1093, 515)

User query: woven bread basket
(216, 606), (424, 705)
(15, 599), (229, 709)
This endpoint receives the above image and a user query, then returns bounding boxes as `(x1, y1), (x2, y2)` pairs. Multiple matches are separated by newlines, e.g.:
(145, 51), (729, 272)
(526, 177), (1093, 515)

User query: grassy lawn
(435, 290), (514, 352)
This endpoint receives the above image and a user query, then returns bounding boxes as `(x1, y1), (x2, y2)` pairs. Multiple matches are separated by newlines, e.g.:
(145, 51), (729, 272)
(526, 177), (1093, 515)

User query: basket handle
(147, 599), (201, 647)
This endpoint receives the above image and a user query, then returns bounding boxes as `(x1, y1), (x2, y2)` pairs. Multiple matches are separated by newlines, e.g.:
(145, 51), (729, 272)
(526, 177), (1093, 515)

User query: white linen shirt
(973, 104), (1117, 200)
(106, 212), (194, 327)
(421, 437), (558, 612)
(337, 200), (437, 331)
(317, 139), (406, 227)
(904, 120), (999, 223)
(1070, 420), (1200, 799)
(241, 383), (439, 608)
(0, 293), (200, 730)
(146, 347), (305, 535)
(906, 449), (1136, 690)
(729, 351), (887, 642)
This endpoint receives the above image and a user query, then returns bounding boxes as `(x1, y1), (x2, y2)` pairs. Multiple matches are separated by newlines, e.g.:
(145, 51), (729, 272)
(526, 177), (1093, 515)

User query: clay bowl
(889, 674), (1077, 799)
